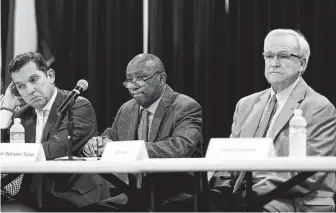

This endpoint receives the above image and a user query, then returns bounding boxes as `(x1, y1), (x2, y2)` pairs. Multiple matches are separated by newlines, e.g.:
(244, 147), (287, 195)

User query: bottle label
(10, 132), (25, 143)
(289, 127), (306, 157)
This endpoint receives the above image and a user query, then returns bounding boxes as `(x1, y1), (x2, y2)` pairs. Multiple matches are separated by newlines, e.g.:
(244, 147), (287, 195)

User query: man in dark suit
(209, 29), (336, 212)
(0, 52), (110, 211)
(83, 53), (203, 211)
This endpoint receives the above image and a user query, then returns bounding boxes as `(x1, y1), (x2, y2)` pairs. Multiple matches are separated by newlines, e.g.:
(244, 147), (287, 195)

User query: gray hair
(265, 29), (310, 71)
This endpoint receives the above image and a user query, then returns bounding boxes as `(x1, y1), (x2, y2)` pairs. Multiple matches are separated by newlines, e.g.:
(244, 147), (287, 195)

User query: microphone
(57, 79), (88, 116)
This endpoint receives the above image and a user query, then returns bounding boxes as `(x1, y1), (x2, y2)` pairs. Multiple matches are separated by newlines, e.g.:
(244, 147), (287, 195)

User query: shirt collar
(270, 77), (301, 102)
(139, 86), (166, 115)
(35, 87), (57, 113)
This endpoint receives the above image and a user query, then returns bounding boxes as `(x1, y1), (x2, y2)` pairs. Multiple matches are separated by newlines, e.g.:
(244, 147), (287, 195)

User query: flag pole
(143, 0), (149, 53)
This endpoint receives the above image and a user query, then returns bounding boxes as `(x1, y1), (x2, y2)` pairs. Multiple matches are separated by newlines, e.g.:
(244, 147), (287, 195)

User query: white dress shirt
(139, 88), (165, 134)
(34, 88), (57, 143)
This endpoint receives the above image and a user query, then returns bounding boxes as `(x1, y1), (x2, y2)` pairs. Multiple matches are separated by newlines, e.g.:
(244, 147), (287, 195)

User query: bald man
(82, 53), (203, 211)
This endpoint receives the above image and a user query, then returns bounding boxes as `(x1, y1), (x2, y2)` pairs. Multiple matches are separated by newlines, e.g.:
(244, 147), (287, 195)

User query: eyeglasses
(123, 72), (160, 89)
(262, 52), (302, 62)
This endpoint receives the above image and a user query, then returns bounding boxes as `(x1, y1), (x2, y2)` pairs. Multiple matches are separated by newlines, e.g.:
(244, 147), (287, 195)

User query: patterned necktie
(1, 174), (24, 198)
(35, 110), (48, 208)
(233, 95), (278, 193)
(138, 109), (149, 142)
(36, 110), (48, 144)
(254, 94), (278, 138)
(134, 109), (150, 189)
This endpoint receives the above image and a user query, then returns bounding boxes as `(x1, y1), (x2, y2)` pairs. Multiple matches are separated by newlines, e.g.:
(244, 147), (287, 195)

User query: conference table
(2, 157), (336, 173)
(1, 157), (335, 211)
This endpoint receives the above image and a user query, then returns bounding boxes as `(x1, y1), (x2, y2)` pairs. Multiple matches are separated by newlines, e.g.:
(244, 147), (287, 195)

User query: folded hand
(83, 136), (112, 157)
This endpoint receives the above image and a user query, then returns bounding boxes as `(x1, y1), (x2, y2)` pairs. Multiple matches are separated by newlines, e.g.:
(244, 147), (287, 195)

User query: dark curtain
(1, 0), (15, 92)
(34, 0), (143, 133)
(149, 0), (336, 149)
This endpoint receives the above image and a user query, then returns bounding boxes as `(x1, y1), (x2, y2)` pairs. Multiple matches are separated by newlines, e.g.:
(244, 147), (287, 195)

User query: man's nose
(26, 84), (36, 94)
(270, 57), (281, 67)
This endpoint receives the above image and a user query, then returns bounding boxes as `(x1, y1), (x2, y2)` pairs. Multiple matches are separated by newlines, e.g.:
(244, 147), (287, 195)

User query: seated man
(0, 52), (110, 211)
(209, 29), (336, 212)
(83, 53), (203, 211)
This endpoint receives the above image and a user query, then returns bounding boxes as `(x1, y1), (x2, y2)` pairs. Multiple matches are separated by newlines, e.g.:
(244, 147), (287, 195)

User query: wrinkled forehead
(264, 33), (300, 54)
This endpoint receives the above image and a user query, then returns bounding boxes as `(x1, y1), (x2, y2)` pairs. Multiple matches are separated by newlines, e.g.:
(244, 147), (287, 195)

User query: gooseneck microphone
(57, 79), (88, 116)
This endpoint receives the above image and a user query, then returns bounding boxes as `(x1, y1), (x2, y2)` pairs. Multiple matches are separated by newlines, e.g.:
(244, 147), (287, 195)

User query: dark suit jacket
(211, 78), (336, 208)
(3, 89), (110, 210)
(102, 85), (203, 204)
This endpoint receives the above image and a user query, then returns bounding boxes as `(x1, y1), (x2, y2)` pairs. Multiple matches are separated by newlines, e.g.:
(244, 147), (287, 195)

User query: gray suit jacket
(102, 85), (203, 203)
(211, 78), (336, 207)
(102, 85), (203, 158)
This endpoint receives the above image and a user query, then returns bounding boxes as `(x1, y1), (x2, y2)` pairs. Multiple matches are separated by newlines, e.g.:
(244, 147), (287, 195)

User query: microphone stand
(57, 99), (85, 161)
(67, 100), (75, 160)
(55, 99), (84, 194)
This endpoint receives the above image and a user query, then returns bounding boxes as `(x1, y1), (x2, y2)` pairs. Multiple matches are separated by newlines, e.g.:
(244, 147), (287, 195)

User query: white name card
(206, 138), (276, 160)
(206, 138), (276, 180)
(100, 140), (148, 185)
(0, 143), (46, 162)
(100, 140), (149, 162)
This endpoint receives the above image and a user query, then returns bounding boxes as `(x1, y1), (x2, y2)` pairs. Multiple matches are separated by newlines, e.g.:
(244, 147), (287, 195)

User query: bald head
(127, 53), (165, 73)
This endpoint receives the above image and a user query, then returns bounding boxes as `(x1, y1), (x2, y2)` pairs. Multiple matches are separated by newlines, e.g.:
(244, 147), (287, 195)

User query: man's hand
(83, 136), (111, 157)
(2, 83), (24, 109)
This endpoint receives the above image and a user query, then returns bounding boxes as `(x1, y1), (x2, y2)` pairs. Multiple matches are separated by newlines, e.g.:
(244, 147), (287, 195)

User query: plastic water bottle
(10, 118), (25, 143)
(289, 109), (307, 157)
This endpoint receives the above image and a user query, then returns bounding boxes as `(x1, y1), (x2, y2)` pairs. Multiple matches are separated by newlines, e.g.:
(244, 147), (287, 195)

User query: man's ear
(159, 72), (167, 85)
(46, 69), (56, 83)
(300, 58), (307, 70)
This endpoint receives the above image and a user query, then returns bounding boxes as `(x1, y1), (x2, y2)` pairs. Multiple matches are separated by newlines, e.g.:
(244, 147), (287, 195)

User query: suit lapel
(271, 79), (307, 140)
(24, 108), (37, 143)
(148, 86), (174, 142)
(42, 89), (64, 142)
(240, 90), (270, 137)
(127, 104), (140, 140)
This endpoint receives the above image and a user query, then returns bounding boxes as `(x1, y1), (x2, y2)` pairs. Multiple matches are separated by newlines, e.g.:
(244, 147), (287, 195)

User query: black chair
(147, 171), (209, 212)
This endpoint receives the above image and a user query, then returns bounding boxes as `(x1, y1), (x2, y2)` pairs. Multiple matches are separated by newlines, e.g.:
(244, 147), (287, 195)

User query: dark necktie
(233, 94), (277, 193)
(135, 109), (150, 188)
(138, 109), (149, 142)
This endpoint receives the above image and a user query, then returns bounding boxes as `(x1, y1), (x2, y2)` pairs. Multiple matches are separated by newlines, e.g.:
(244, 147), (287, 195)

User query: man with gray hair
(83, 53), (203, 211)
(209, 29), (336, 212)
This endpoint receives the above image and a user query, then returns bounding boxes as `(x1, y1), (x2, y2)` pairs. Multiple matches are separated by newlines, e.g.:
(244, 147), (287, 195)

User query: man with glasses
(83, 53), (203, 211)
(209, 29), (336, 212)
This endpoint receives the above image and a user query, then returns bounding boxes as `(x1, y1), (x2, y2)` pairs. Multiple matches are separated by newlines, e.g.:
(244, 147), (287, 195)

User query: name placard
(0, 143), (46, 162)
(101, 140), (149, 162)
(100, 140), (149, 185)
(206, 138), (276, 179)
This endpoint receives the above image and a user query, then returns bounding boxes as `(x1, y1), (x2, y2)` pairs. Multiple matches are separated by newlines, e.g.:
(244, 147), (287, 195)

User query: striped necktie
(233, 95), (277, 193)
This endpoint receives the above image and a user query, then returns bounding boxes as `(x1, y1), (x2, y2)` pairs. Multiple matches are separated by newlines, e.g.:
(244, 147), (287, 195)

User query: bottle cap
(14, 118), (21, 124)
